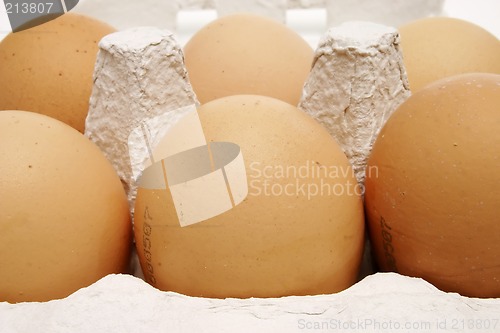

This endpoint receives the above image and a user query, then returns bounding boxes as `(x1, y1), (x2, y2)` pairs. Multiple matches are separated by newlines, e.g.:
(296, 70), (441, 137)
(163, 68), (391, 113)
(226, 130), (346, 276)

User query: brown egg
(184, 14), (313, 106)
(365, 73), (500, 297)
(399, 17), (500, 92)
(134, 95), (365, 298)
(0, 111), (131, 303)
(0, 13), (116, 132)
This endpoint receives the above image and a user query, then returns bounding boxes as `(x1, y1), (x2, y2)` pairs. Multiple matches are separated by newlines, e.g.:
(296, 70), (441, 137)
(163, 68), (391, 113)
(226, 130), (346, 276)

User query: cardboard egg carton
(2, 272), (499, 332)
(2, 1), (499, 331)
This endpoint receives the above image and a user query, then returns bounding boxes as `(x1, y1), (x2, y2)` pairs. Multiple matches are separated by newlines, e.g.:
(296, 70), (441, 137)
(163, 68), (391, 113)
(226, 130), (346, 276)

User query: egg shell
(0, 111), (131, 303)
(365, 73), (500, 298)
(184, 14), (314, 106)
(399, 17), (500, 92)
(0, 13), (116, 132)
(134, 95), (365, 298)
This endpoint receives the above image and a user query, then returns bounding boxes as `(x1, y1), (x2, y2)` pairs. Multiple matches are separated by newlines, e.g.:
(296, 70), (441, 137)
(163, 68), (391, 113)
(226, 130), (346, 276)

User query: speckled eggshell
(0, 111), (131, 303)
(134, 95), (365, 298)
(184, 14), (314, 106)
(365, 73), (500, 298)
(0, 13), (116, 132)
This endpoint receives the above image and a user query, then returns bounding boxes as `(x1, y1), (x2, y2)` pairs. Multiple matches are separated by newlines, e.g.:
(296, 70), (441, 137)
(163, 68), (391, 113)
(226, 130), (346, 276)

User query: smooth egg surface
(184, 14), (314, 106)
(399, 17), (500, 92)
(365, 73), (500, 298)
(0, 13), (116, 132)
(134, 95), (365, 298)
(0, 111), (131, 302)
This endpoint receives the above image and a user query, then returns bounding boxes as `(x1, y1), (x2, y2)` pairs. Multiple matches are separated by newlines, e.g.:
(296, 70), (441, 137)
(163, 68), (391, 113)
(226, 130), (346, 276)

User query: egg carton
(1, 272), (499, 332)
(1, 0), (499, 331)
